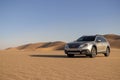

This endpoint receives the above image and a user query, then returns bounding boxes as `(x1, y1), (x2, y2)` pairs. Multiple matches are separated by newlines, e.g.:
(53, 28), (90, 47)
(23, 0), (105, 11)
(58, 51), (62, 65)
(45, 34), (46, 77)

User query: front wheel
(90, 47), (97, 58)
(104, 47), (110, 57)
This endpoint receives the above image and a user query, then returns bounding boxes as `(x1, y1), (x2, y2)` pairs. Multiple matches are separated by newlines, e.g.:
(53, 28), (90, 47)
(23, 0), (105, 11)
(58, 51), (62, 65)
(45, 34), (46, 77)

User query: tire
(90, 47), (97, 58)
(67, 54), (74, 57)
(104, 47), (110, 57)
(86, 54), (90, 57)
(64, 50), (68, 54)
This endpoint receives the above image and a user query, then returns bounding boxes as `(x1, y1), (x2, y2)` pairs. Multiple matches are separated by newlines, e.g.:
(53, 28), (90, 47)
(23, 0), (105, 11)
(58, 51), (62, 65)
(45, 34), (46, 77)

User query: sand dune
(17, 43), (46, 51)
(0, 48), (120, 80)
(104, 34), (120, 49)
(5, 34), (120, 51)
(6, 41), (65, 51)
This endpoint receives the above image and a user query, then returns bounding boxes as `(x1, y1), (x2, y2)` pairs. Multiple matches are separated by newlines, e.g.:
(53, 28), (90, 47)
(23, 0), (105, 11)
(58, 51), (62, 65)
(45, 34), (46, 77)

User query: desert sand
(0, 48), (120, 80)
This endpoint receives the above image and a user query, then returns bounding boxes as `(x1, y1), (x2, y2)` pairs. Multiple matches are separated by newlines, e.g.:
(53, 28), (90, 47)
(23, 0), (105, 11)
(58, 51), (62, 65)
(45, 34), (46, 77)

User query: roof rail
(95, 34), (103, 36)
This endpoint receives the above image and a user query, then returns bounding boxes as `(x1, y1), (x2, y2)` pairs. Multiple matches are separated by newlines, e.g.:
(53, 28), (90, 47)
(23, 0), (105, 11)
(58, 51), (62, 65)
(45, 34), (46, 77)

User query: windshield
(76, 36), (96, 42)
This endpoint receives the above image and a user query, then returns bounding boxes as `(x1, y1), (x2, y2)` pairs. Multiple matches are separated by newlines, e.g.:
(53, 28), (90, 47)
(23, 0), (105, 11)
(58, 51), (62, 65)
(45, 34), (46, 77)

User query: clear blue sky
(0, 0), (120, 49)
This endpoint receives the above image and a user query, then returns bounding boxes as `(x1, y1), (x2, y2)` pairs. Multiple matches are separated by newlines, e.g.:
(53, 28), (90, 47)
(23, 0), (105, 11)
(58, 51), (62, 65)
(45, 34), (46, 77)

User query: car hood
(67, 41), (94, 45)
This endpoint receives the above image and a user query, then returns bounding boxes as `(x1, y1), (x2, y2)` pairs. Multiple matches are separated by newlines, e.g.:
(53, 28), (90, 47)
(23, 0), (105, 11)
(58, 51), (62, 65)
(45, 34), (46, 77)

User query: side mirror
(97, 39), (101, 42)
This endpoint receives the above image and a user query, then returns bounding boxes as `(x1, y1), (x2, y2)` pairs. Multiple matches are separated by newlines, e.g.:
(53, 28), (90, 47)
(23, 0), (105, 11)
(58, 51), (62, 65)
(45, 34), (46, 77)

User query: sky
(0, 0), (120, 49)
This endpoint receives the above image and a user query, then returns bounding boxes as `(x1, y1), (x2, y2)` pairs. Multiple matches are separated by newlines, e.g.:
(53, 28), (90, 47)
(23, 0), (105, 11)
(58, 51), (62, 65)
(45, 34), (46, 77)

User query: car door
(101, 37), (107, 51)
(95, 37), (103, 52)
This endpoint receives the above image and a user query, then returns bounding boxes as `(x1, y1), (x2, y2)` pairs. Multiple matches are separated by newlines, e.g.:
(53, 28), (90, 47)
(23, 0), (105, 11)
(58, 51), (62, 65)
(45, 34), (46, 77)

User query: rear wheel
(90, 47), (97, 58)
(67, 54), (74, 57)
(104, 47), (110, 57)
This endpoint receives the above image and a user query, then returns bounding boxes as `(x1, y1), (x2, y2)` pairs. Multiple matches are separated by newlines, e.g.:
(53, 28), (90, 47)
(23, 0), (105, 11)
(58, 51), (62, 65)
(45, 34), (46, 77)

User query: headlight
(79, 44), (88, 48)
(65, 45), (69, 49)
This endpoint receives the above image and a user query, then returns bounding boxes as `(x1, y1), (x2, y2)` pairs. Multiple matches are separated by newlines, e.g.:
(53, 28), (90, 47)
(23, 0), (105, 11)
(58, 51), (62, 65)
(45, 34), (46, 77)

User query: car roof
(82, 34), (103, 37)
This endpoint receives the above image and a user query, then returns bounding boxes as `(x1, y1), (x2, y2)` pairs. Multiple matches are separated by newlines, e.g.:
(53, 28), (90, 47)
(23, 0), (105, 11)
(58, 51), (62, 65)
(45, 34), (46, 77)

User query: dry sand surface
(0, 49), (120, 80)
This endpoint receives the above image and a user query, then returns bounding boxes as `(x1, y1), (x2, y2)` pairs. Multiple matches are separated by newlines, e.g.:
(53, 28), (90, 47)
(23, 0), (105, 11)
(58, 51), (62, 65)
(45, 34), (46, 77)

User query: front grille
(68, 44), (80, 48)
(67, 50), (80, 52)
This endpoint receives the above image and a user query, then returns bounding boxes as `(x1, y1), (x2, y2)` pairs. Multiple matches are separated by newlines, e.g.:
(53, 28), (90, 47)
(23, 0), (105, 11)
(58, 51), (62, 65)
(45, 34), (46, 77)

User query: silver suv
(64, 35), (110, 58)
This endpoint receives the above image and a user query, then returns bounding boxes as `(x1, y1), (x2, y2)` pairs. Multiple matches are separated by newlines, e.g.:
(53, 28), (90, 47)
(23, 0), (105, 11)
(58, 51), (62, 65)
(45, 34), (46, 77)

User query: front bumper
(64, 47), (91, 55)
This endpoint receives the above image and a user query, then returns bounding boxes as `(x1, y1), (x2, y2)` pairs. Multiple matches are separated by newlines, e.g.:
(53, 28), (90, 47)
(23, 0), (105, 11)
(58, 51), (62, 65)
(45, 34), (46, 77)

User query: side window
(96, 36), (107, 42)
(96, 37), (102, 42)
(101, 37), (107, 42)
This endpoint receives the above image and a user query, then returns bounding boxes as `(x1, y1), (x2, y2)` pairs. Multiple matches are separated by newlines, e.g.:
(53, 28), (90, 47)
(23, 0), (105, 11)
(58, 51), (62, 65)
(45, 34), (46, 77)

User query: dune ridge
(6, 41), (65, 51)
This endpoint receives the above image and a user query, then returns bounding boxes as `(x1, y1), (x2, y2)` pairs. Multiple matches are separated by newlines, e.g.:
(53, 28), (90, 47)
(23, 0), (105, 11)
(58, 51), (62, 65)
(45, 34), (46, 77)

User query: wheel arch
(92, 45), (97, 54)
(107, 46), (110, 53)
